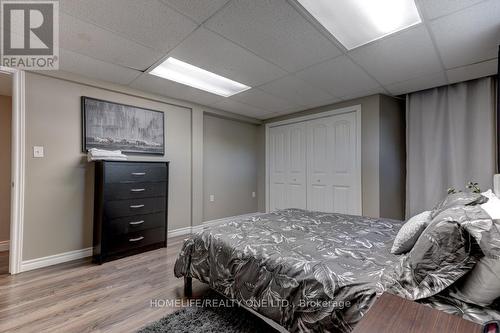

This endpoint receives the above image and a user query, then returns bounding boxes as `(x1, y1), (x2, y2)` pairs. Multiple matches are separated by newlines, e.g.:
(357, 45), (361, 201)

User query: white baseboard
(20, 247), (93, 273)
(19, 212), (263, 273)
(167, 226), (193, 238)
(0, 240), (9, 252)
(167, 212), (262, 238)
(202, 212), (262, 227)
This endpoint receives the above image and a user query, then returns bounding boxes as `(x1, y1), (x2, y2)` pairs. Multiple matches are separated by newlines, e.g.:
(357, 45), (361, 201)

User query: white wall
(203, 114), (258, 221)
(21, 71), (260, 261)
(0, 95), (11, 242)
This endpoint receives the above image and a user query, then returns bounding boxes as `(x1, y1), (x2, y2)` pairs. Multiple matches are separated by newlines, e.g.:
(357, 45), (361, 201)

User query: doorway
(0, 72), (12, 275)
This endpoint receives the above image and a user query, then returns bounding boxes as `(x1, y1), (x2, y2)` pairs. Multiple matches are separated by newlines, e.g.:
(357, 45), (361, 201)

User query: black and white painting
(82, 97), (164, 155)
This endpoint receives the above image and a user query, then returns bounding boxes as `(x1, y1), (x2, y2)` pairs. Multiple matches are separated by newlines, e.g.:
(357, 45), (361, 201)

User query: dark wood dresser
(92, 161), (169, 264)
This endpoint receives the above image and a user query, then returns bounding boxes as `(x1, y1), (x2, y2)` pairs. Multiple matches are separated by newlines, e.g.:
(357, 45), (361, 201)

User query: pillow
(452, 256), (500, 306)
(481, 190), (500, 220)
(431, 192), (487, 219)
(482, 189), (497, 200)
(384, 215), (482, 301)
(391, 211), (432, 255)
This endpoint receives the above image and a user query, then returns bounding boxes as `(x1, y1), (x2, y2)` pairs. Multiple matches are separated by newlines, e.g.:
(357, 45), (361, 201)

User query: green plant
(466, 181), (481, 193)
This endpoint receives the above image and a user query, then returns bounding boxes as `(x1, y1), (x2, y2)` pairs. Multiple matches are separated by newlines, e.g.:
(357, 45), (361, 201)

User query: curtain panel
(406, 77), (497, 217)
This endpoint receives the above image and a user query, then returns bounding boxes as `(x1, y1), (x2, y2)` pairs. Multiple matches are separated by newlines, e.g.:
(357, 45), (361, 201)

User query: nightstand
(352, 293), (483, 333)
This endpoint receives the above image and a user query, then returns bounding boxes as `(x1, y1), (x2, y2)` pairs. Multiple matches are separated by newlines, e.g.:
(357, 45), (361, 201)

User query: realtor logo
(1, 0), (59, 69)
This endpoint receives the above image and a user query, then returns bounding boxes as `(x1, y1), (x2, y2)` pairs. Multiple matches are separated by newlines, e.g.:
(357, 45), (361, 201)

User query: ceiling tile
(168, 27), (286, 87)
(301, 96), (343, 110)
(429, 0), (500, 69)
(349, 25), (442, 85)
(229, 88), (298, 113)
(385, 71), (448, 95)
(446, 58), (498, 84)
(59, 49), (141, 85)
(204, 0), (342, 72)
(161, 0), (230, 24)
(417, 0), (486, 20)
(295, 56), (382, 98)
(210, 98), (269, 118)
(61, 0), (197, 53)
(340, 87), (387, 101)
(258, 75), (335, 107)
(130, 73), (224, 106)
(60, 13), (162, 70)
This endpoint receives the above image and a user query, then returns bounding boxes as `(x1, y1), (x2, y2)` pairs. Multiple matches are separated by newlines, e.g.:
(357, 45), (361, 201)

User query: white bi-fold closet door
(268, 108), (361, 215)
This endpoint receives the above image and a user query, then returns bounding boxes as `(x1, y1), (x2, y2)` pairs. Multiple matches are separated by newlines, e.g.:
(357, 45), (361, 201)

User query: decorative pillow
(452, 256), (500, 306)
(431, 192), (487, 219)
(384, 214), (482, 301)
(391, 211), (432, 255)
(481, 190), (500, 220)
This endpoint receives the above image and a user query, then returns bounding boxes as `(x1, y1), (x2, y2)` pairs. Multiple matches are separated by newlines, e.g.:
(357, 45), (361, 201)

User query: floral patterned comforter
(174, 209), (404, 332)
(174, 208), (500, 332)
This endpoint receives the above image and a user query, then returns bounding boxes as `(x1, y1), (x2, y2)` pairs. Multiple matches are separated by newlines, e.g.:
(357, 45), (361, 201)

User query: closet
(268, 108), (361, 215)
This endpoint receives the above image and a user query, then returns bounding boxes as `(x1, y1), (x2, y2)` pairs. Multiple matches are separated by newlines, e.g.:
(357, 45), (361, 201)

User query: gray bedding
(174, 208), (500, 332)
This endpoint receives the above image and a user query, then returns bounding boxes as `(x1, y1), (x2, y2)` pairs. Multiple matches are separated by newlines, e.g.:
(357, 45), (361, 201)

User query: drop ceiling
(55, 0), (499, 119)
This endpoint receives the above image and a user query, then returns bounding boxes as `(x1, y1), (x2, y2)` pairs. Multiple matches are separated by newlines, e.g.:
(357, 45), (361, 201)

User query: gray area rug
(138, 305), (279, 333)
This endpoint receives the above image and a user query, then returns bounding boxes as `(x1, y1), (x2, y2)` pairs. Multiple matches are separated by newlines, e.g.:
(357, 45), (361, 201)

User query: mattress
(174, 208), (500, 332)
(174, 209), (404, 332)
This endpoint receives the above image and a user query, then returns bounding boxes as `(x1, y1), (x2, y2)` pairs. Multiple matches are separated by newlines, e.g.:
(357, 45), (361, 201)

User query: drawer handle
(129, 220), (144, 225)
(130, 188), (146, 192)
(129, 236), (144, 242)
(131, 172), (146, 176)
(130, 204), (145, 209)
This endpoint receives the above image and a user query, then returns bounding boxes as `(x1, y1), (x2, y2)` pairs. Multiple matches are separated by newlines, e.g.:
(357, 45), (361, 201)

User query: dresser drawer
(107, 227), (165, 254)
(105, 182), (166, 200)
(107, 212), (165, 235)
(104, 162), (167, 184)
(104, 197), (166, 219)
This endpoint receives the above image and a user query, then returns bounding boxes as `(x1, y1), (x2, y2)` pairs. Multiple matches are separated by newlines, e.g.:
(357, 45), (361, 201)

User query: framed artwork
(82, 96), (165, 155)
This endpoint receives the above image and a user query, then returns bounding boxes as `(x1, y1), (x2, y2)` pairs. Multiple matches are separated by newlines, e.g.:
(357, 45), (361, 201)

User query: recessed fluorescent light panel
(149, 57), (251, 97)
(297, 0), (422, 50)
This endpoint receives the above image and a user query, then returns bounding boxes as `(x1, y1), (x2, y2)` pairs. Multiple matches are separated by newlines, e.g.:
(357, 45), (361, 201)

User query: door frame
(265, 105), (362, 213)
(0, 67), (26, 274)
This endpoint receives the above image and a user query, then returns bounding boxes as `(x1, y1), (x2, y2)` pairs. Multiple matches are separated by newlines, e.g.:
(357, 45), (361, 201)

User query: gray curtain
(406, 77), (497, 218)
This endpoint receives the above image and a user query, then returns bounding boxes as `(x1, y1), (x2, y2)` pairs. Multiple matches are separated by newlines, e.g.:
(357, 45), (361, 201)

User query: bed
(174, 190), (500, 332)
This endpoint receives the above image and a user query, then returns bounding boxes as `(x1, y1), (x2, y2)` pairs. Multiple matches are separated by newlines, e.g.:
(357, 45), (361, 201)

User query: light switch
(33, 146), (44, 158)
(252, 192), (256, 198)
(209, 194), (215, 202)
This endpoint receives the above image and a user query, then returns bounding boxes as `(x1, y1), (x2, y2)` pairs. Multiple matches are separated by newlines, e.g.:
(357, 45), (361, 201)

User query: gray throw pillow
(391, 211), (432, 255)
(431, 192), (487, 219)
(384, 216), (482, 301)
(452, 256), (500, 306)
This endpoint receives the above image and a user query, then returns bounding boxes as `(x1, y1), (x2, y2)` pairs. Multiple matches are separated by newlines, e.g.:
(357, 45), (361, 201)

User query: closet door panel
(269, 127), (288, 211)
(286, 123), (307, 209)
(331, 112), (358, 214)
(269, 109), (360, 215)
(307, 118), (333, 212)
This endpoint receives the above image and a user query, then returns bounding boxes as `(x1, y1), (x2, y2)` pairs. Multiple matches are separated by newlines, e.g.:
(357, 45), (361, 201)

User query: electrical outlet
(252, 192), (256, 198)
(209, 194), (215, 202)
(33, 146), (44, 158)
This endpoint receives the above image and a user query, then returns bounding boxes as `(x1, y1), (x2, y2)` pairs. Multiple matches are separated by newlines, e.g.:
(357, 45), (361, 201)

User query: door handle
(130, 188), (146, 192)
(129, 236), (144, 242)
(129, 220), (145, 225)
(130, 204), (145, 209)
(131, 172), (146, 176)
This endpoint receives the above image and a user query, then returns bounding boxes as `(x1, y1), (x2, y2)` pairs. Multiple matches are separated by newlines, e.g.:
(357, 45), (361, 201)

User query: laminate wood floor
(0, 236), (212, 333)
(0, 252), (8, 276)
